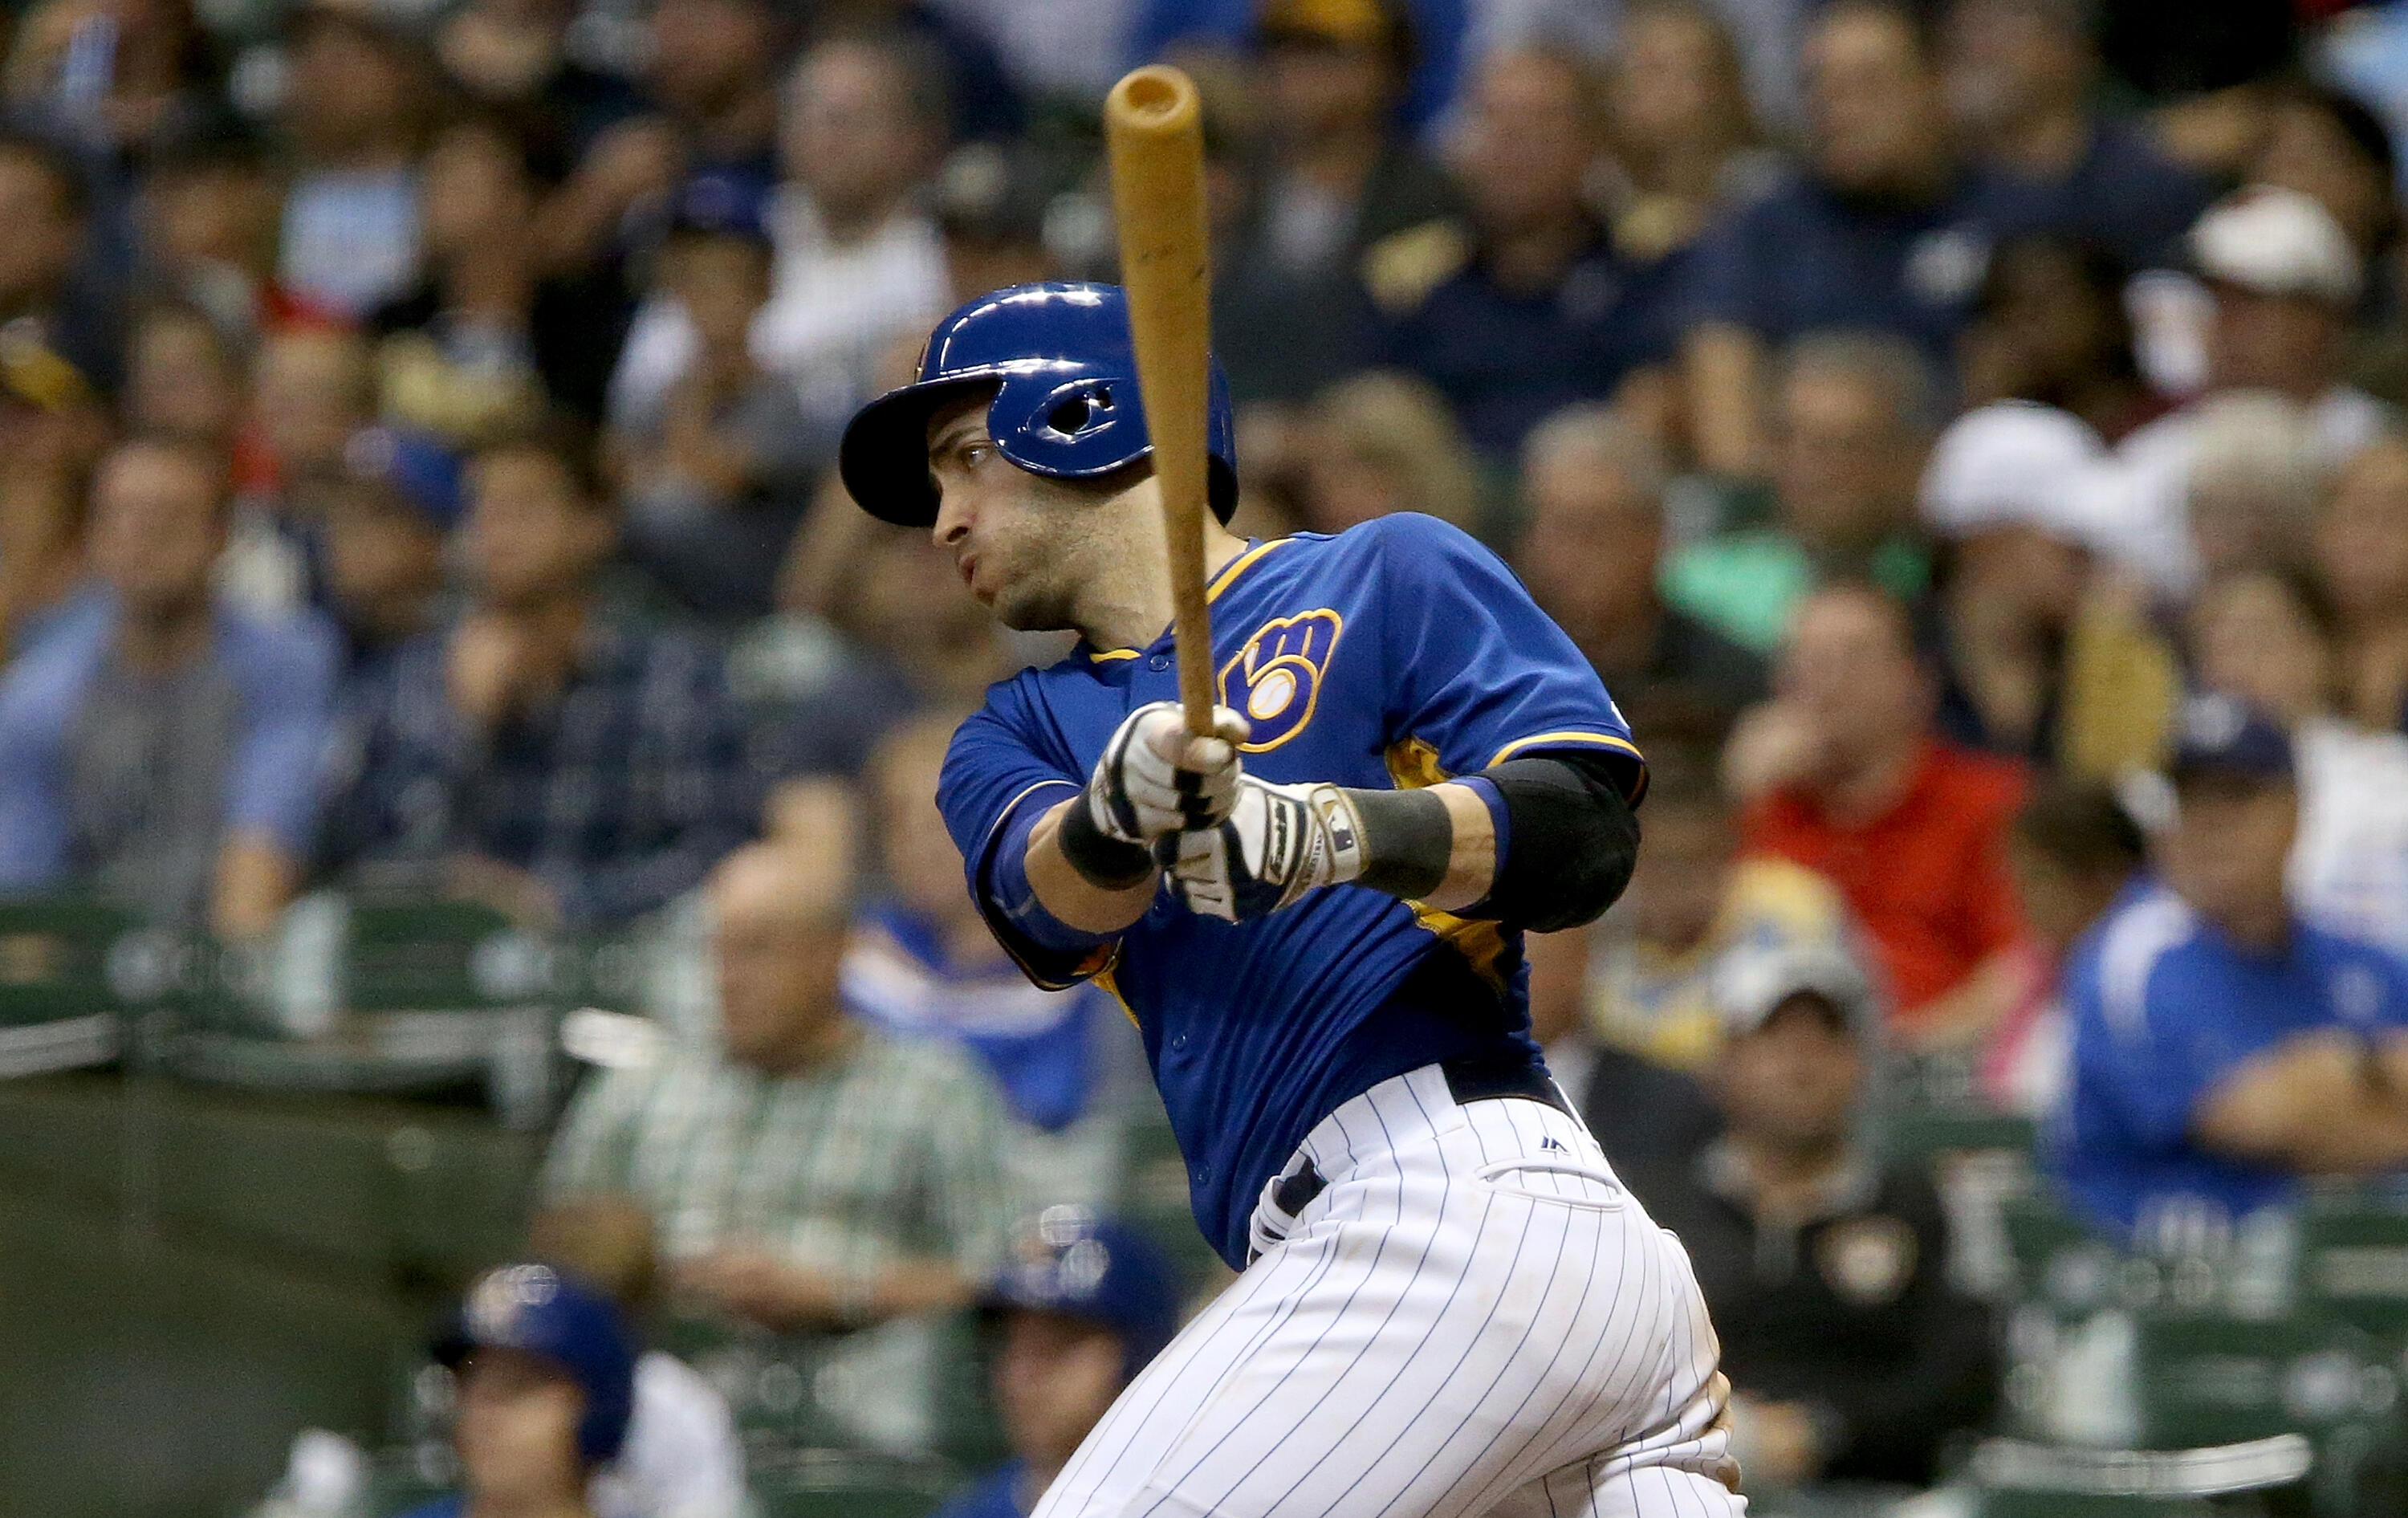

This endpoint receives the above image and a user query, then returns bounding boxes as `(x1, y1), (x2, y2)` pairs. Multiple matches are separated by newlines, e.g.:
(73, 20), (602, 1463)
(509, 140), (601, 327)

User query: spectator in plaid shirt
(546, 834), (1017, 1451)
(315, 424), (755, 926)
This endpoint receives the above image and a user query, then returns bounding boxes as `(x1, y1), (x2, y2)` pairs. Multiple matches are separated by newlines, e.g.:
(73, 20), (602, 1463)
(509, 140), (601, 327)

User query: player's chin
(992, 584), (1077, 635)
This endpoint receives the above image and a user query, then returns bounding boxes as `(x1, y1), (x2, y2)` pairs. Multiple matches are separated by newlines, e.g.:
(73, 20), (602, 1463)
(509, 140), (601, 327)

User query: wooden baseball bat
(1105, 65), (1217, 738)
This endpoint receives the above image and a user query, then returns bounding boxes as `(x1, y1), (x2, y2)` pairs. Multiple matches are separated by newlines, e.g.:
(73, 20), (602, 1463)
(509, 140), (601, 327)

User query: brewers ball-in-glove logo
(1219, 611), (1343, 752)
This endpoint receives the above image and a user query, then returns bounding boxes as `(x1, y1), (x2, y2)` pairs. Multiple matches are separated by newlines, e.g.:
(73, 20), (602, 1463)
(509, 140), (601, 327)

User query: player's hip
(1245, 1060), (1656, 1268)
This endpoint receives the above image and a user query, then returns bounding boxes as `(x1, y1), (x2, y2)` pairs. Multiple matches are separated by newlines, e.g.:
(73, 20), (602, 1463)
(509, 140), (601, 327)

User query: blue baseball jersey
(940, 513), (1642, 1268)
(2046, 879), (2408, 1239)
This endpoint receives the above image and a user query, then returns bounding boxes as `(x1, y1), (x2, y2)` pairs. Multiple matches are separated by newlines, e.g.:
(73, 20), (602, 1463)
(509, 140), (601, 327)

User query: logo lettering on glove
(1218, 611), (1343, 752)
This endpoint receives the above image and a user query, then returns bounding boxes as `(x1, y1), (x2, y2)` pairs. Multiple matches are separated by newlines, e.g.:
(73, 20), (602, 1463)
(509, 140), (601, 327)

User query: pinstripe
(1034, 1066), (1743, 1518)
(1153, 1105), (1471, 1513)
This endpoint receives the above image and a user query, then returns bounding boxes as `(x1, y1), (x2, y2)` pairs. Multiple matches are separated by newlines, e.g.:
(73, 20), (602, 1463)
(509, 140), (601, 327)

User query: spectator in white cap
(2111, 186), (2393, 597)
(1633, 939), (1997, 1496)
(1919, 400), (2125, 759)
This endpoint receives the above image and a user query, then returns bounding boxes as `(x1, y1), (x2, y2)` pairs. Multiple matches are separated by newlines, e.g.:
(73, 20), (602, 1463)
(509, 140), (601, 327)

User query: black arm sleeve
(1459, 751), (1641, 933)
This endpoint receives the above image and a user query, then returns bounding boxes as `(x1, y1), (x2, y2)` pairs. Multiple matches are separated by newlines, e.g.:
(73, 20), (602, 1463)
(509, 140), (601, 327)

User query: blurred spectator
(2182, 390), (2329, 586)
(2321, 433), (2408, 731)
(2049, 694), (2408, 1241)
(1596, 1), (1777, 279)
(2114, 187), (2390, 597)
(545, 838), (1016, 1451)
(1681, 0), (2052, 478)
(935, 1210), (1182, 1518)
(0, 324), (109, 659)
(1517, 402), (1767, 727)
(612, 34), (950, 444)
(1731, 584), (2029, 1047)
(2251, 81), (2398, 275)
(2, 0), (226, 160)
(0, 130), (123, 397)
(1135, 0), (1467, 133)
(1984, 776), (2145, 1115)
(1637, 942), (1996, 1492)
(311, 429), (462, 879)
(844, 712), (1141, 1208)
(1666, 333), (1935, 653)
(1959, 235), (2163, 444)
(314, 426), (753, 926)
(314, 425), (462, 664)
(404, 1263), (638, 1518)
(1529, 737), (1848, 1076)
(1366, 46), (1672, 461)
(1918, 401), (2117, 759)
(124, 299), (239, 453)
(1287, 369), (1480, 535)
(932, 140), (1056, 302)
(367, 116), (604, 441)
(0, 437), (333, 935)
(249, 326), (376, 499)
(932, 0), (1132, 105)
(435, 0), (644, 159)
(1211, 0), (1458, 401)
(749, 519), (1015, 820)
(276, 7), (435, 319)
(1939, 0), (2213, 272)
(2190, 565), (2408, 956)
(133, 129), (317, 342)
(526, 1198), (747, 1518)
(608, 185), (827, 621)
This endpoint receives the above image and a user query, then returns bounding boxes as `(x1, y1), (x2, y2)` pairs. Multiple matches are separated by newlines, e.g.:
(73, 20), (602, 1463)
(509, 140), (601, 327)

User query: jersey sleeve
(1369, 514), (1645, 798)
(938, 682), (1117, 991)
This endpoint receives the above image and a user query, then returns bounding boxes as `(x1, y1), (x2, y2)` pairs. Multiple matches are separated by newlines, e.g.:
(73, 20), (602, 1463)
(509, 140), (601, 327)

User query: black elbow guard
(1465, 752), (1641, 932)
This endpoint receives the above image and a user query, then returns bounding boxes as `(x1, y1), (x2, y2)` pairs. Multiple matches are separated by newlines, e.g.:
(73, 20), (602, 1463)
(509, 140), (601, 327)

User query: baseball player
(840, 281), (1743, 1517)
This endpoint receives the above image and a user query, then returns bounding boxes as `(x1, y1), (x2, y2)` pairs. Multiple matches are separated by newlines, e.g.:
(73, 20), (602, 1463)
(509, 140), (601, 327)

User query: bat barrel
(1105, 65), (1218, 737)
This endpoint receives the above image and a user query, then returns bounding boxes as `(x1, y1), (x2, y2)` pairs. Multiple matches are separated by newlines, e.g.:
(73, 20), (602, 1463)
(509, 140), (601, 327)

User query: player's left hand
(1167, 775), (1366, 920)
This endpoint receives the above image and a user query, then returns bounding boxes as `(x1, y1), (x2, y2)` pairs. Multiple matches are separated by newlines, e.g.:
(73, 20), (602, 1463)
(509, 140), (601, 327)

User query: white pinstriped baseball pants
(1033, 1064), (1747, 1518)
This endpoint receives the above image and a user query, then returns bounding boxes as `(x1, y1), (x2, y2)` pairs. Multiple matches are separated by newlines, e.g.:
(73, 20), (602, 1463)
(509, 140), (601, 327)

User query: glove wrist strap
(1060, 792), (1157, 889)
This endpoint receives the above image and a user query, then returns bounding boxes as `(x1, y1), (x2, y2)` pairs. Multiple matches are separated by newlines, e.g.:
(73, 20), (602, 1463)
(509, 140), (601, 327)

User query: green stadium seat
(2296, 1190), (2408, 1346)
(748, 1451), (959, 1518)
(0, 897), (169, 1076)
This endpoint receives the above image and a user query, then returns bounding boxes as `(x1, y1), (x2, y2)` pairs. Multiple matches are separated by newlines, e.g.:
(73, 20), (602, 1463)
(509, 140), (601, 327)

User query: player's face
(453, 1349), (587, 1503)
(995, 1308), (1126, 1468)
(925, 395), (1103, 633)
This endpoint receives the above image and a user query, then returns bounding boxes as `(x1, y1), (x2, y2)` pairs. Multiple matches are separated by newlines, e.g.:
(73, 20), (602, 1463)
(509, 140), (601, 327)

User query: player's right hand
(1085, 700), (1251, 844)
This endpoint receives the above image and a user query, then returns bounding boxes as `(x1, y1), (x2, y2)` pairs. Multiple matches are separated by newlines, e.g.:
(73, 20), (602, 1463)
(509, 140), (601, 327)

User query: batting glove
(1167, 775), (1367, 921)
(1084, 700), (1251, 844)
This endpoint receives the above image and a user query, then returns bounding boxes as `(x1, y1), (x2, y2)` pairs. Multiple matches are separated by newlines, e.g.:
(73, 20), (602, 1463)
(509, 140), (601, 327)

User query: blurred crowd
(15, 0), (2408, 1508)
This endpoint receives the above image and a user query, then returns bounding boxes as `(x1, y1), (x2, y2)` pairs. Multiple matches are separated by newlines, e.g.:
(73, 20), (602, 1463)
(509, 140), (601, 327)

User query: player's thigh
(1488, 1457), (1750, 1518)
(1043, 1170), (1682, 1517)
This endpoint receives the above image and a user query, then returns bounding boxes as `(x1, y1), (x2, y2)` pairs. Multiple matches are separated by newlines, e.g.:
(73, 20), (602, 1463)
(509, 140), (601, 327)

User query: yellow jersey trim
(1488, 731), (1645, 767)
(1086, 647), (1142, 662)
(1206, 539), (1289, 601)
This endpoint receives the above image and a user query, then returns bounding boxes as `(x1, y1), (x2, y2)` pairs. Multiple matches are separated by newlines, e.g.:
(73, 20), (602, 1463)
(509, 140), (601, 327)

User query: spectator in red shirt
(1728, 582), (2029, 1047)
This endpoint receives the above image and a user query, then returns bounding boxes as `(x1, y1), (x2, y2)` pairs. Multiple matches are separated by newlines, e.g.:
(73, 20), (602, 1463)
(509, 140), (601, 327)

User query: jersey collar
(1079, 538), (1291, 662)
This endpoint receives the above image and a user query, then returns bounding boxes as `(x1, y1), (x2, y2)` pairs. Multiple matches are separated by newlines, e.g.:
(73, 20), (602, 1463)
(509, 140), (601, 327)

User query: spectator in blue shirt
(2050, 694), (2408, 1243)
(0, 437), (334, 937)
(1939, 0), (2215, 273)
(1682, 0), (2052, 478)
(934, 1211), (1182, 1518)
(1367, 46), (1677, 461)
(315, 425), (755, 926)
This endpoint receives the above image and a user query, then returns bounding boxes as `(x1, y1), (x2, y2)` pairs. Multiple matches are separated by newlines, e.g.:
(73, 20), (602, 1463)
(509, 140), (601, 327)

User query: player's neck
(1076, 523), (1250, 652)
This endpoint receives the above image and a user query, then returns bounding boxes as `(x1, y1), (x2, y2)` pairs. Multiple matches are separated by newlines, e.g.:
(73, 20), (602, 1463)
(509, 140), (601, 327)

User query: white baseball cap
(1918, 401), (2121, 548)
(1711, 942), (1877, 1040)
(2190, 185), (2361, 307)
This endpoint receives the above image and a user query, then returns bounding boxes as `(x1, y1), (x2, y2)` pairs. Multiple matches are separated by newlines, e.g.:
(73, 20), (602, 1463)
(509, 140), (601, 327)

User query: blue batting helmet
(434, 1264), (637, 1466)
(987, 1207), (1182, 1385)
(839, 282), (1239, 528)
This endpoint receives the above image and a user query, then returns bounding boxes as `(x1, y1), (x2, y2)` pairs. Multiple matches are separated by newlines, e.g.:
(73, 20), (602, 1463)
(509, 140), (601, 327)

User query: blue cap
(667, 168), (772, 245)
(434, 1264), (637, 1465)
(342, 425), (464, 530)
(2167, 692), (2294, 785)
(838, 282), (1239, 529)
(989, 1207), (1181, 1383)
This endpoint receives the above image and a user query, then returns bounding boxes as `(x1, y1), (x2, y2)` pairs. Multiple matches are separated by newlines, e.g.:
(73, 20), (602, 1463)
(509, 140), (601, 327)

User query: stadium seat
(0, 897), (169, 1077)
